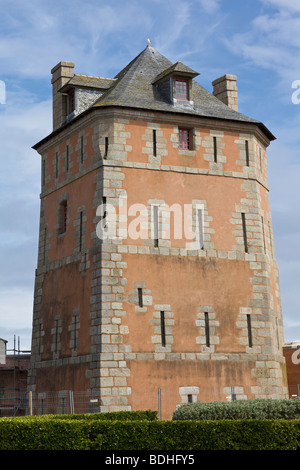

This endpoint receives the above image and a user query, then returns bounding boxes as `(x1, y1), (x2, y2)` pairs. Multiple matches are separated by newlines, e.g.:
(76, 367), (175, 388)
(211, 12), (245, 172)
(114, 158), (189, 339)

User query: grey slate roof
(33, 45), (275, 150)
(91, 45), (274, 140)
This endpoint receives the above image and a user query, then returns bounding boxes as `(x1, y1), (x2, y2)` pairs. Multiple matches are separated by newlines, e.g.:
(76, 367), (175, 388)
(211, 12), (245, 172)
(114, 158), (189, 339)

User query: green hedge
(0, 416), (300, 450)
(173, 398), (300, 421)
(0, 417), (91, 450)
(86, 419), (300, 450)
(45, 409), (157, 421)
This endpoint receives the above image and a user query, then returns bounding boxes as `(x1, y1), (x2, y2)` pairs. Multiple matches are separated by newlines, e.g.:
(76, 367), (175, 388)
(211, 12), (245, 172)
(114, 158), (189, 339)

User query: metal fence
(287, 384), (300, 398)
(0, 389), (165, 418)
(0, 386), (253, 419)
(0, 389), (28, 417)
(1, 386), (298, 419)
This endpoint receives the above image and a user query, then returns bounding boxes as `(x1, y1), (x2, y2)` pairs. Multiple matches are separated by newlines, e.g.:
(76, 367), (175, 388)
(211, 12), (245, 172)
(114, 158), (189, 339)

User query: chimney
(0, 338), (7, 364)
(212, 74), (238, 111)
(51, 61), (75, 131)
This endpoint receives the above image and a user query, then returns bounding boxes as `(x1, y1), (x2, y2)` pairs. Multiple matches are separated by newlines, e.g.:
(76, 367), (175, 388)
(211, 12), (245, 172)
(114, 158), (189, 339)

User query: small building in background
(283, 341), (300, 398)
(0, 338), (30, 416)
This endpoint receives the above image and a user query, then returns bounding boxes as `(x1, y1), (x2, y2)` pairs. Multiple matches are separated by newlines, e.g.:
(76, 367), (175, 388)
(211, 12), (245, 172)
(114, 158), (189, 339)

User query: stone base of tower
(28, 352), (288, 419)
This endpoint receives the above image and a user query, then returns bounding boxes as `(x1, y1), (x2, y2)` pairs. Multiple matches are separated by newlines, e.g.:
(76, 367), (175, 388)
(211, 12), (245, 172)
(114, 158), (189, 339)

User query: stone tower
(28, 45), (288, 418)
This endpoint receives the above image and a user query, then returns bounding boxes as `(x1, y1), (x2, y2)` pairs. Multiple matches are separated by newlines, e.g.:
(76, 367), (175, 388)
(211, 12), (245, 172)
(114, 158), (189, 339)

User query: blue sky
(0, 0), (300, 351)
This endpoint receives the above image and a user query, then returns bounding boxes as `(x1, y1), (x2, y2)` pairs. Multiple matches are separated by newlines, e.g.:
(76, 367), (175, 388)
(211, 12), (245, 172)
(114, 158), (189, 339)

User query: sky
(0, 0), (299, 352)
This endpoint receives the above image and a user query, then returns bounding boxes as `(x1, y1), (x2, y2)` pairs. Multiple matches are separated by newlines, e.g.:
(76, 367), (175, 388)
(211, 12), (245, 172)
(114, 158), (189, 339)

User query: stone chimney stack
(51, 61), (75, 131)
(212, 74), (238, 111)
(0, 338), (7, 365)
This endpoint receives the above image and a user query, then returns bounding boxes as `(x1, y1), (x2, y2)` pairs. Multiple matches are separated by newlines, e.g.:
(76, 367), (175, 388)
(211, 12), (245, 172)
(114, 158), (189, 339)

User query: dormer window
(175, 79), (189, 101)
(152, 61), (199, 107)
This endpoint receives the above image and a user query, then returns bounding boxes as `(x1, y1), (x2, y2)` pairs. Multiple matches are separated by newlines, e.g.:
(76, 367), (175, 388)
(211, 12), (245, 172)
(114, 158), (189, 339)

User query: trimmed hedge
(172, 398), (300, 421)
(0, 416), (299, 450)
(86, 419), (300, 450)
(45, 409), (158, 422)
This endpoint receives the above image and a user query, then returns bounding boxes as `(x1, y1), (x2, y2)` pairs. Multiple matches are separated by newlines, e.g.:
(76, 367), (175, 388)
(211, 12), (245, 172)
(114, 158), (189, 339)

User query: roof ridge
(74, 73), (116, 81)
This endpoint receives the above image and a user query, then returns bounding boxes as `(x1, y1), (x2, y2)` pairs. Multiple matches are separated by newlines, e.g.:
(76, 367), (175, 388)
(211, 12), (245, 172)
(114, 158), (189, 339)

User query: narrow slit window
(261, 216), (266, 253)
(59, 200), (68, 234)
(160, 311), (166, 347)
(104, 137), (109, 157)
(241, 212), (248, 253)
(66, 145), (69, 174)
(245, 140), (249, 166)
(55, 152), (59, 179)
(138, 288), (143, 308)
(187, 394), (193, 404)
(80, 136), (84, 164)
(153, 205), (159, 247)
(102, 196), (107, 228)
(247, 314), (253, 348)
(197, 208), (204, 250)
(153, 129), (157, 157)
(204, 312), (210, 347)
(79, 211), (83, 252)
(213, 136), (217, 162)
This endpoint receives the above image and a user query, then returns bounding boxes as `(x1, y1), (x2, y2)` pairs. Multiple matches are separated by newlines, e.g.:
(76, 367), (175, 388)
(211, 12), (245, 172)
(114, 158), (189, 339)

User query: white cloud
(0, 287), (34, 350)
(196, 0), (222, 13)
(225, 2), (300, 91)
(260, 0), (300, 13)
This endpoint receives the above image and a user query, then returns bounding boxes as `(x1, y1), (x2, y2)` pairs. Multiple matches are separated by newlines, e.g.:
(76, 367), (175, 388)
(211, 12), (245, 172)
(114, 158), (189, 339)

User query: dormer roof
(152, 61), (199, 84)
(59, 74), (116, 93)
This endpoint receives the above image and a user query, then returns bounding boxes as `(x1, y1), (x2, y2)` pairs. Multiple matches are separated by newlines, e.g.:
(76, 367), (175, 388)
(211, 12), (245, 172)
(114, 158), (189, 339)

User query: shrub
(0, 417), (298, 450)
(172, 398), (300, 421)
(0, 417), (91, 450)
(46, 409), (157, 421)
(0, 410), (156, 450)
